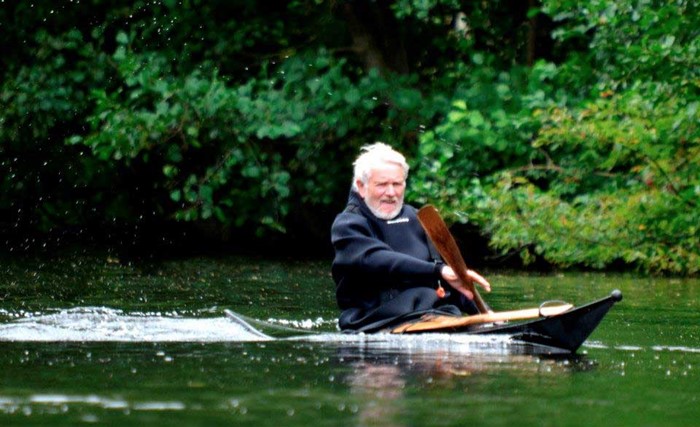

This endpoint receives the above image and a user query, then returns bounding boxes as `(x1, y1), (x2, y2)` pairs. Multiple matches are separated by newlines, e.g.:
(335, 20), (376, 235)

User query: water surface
(0, 255), (697, 426)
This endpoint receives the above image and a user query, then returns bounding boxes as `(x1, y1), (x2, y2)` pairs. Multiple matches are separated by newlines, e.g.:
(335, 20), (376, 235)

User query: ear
(355, 179), (367, 198)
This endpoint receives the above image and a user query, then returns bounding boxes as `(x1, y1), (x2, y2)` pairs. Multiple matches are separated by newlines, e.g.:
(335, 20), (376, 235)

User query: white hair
(352, 142), (409, 190)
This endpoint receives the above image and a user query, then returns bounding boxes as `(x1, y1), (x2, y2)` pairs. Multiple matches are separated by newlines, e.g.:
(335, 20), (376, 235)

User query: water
(0, 254), (698, 426)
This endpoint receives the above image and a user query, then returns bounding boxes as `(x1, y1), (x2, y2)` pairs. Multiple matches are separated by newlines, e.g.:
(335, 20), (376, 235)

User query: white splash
(0, 307), (271, 342)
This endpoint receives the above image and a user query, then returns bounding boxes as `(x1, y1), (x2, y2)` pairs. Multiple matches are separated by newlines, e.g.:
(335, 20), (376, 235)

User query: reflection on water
(332, 338), (595, 427)
(348, 363), (404, 427)
(0, 256), (698, 426)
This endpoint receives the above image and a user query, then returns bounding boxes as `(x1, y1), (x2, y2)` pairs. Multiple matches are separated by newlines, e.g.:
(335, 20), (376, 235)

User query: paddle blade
(417, 204), (489, 313)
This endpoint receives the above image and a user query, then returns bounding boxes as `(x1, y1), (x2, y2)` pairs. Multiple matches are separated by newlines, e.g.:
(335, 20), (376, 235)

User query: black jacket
(330, 191), (444, 311)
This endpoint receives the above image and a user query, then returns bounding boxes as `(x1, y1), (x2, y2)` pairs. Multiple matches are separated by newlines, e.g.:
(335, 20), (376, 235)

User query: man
(331, 142), (491, 332)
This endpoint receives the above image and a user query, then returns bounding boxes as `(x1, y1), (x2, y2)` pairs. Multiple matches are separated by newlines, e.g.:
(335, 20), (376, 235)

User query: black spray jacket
(330, 191), (445, 311)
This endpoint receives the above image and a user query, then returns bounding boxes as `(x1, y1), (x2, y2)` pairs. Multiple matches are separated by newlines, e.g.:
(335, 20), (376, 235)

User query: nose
(385, 185), (396, 196)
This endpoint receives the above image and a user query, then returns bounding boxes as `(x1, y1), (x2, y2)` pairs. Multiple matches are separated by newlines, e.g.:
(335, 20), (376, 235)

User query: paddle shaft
(392, 303), (574, 333)
(417, 205), (490, 314)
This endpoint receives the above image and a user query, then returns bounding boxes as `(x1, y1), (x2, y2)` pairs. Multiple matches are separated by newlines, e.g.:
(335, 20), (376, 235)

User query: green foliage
(1, 0), (698, 273)
(74, 36), (428, 231)
(411, 0), (699, 274)
(0, 22), (108, 234)
(490, 84), (699, 274)
(410, 60), (554, 223)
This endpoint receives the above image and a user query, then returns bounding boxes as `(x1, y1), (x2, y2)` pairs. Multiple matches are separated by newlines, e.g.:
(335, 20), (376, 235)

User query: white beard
(366, 200), (404, 220)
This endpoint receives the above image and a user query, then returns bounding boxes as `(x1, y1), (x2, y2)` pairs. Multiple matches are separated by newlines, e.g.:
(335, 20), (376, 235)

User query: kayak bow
(389, 290), (623, 353)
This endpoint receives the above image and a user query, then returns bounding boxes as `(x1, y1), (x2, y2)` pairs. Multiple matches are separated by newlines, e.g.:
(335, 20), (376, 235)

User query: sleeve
(331, 213), (442, 284)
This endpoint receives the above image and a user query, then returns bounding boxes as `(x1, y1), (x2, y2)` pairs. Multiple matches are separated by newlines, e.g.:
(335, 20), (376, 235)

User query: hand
(440, 265), (492, 300)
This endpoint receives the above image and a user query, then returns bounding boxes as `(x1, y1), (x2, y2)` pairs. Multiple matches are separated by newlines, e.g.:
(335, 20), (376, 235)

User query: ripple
(0, 394), (186, 414)
(652, 345), (700, 354)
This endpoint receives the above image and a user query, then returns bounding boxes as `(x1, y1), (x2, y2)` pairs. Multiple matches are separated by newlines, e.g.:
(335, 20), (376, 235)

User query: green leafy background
(1, 0), (698, 274)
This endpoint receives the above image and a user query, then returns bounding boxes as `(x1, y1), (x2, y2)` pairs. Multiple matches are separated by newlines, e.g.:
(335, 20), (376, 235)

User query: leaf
(116, 31), (129, 45)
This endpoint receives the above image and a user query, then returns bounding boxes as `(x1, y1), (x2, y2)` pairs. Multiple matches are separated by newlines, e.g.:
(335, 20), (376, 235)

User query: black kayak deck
(391, 290), (623, 353)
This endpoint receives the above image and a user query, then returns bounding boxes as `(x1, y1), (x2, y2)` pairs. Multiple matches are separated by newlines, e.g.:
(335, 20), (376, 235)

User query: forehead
(368, 162), (405, 182)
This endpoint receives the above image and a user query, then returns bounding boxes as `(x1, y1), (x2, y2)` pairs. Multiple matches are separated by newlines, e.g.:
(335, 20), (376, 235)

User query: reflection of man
(348, 362), (405, 427)
(331, 143), (491, 332)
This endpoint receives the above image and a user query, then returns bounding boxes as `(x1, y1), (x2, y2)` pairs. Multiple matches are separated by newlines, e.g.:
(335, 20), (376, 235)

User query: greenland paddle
(391, 303), (574, 333)
(417, 204), (490, 314)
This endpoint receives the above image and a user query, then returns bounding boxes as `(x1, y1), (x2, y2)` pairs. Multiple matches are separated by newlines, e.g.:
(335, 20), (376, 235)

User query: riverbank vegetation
(1, 1), (698, 274)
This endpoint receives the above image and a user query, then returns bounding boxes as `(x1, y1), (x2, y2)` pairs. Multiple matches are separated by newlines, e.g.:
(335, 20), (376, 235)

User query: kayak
(405, 205), (622, 353)
(225, 290), (622, 354)
(388, 289), (623, 353)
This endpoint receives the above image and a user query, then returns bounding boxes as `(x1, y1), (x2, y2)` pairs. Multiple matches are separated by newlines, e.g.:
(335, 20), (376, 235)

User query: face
(356, 163), (406, 220)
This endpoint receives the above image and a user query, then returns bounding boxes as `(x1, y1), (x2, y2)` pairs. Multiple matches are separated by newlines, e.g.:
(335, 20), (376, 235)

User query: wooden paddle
(417, 204), (490, 314)
(391, 303), (574, 333)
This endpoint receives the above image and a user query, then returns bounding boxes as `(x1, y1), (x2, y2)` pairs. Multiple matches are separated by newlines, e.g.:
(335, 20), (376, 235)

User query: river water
(0, 254), (698, 426)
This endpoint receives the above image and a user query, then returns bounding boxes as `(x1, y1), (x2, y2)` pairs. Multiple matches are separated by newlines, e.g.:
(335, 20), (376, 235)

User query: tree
(411, 0), (700, 274)
(1, 0), (697, 273)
